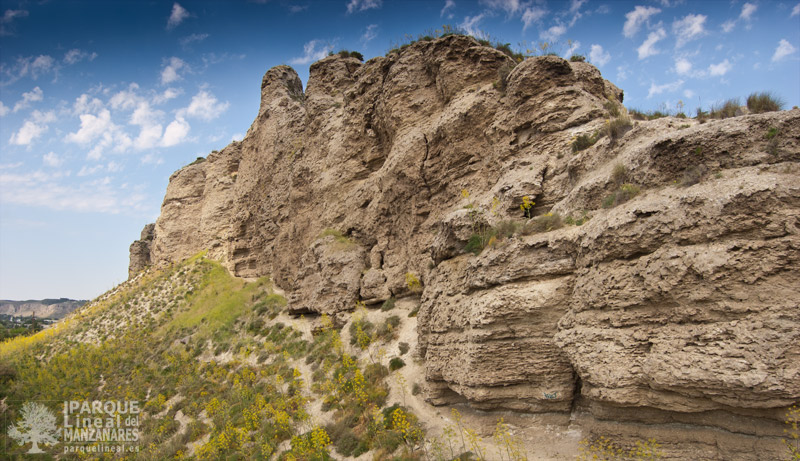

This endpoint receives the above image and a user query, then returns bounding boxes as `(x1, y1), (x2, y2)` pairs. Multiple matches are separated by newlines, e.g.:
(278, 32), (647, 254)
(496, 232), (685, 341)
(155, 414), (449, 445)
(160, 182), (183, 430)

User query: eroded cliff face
(130, 35), (800, 459)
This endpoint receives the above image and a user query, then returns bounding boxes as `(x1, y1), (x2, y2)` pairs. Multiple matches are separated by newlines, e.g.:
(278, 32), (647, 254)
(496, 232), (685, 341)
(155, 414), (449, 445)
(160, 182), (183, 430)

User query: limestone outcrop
(130, 34), (800, 459)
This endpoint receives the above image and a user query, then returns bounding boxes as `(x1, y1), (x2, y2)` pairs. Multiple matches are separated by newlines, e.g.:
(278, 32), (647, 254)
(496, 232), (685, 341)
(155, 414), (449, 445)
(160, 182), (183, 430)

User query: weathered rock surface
(132, 34), (800, 459)
(128, 223), (155, 278)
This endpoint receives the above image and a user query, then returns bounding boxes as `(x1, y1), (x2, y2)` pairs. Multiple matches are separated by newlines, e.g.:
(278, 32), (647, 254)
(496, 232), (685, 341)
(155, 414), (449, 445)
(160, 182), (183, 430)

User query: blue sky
(1, 0), (798, 300)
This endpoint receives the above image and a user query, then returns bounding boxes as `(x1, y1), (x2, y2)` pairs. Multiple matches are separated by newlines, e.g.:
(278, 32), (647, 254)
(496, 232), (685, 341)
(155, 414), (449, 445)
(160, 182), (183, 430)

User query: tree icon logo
(7, 401), (59, 454)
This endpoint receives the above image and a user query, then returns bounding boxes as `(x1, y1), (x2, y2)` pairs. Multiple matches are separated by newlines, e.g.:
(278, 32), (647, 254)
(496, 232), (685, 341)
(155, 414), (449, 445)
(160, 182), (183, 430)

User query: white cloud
(290, 40), (335, 65)
(8, 110), (55, 146)
(160, 57), (188, 84)
(31, 55), (56, 78)
(9, 121), (46, 145)
(231, 133), (244, 142)
(673, 14), (706, 48)
(637, 27), (667, 59)
(13, 86), (43, 112)
(0, 54), (57, 86)
(346, 0), (382, 14)
(589, 44), (610, 66)
(540, 24), (567, 42)
(43, 151), (63, 167)
(361, 24), (378, 45)
(66, 109), (115, 145)
(792, 3), (800, 17)
(459, 14), (485, 36)
(109, 84), (142, 110)
(522, 6), (547, 30)
(0, 9), (28, 36)
(167, 3), (190, 29)
(623, 6), (660, 38)
(441, 0), (455, 18)
(134, 123), (163, 149)
(480, 0), (521, 15)
(772, 39), (797, 62)
(740, 3), (757, 20)
(179, 33), (209, 49)
(153, 87), (182, 104)
(675, 57), (692, 75)
(721, 20), (736, 33)
(616, 65), (630, 81)
(161, 117), (190, 147)
(564, 40), (580, 58)
(0, 171), (145, 214)
(73, 94), (105, 115)
(66, 109), (134, 158)
(684, 89), (695, 99)
(63, 49), (97, 65)
(179, 90), (229, 121)
(648, 79), (684, 98)
(569, 0), (587, 14)
(130, 102), (165, 149)
(0, 101), (8, 116)
(708, 59), (731, 76)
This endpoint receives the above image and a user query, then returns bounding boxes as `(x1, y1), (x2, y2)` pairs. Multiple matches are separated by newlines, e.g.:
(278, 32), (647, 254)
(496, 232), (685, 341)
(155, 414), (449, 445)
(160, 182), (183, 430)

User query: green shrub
(600, 115), (633, 140)
(747, 92), (784, 113)
(495, 220), (521, 239)
(389, 357), (406, 371)
(522, 212), (563, 234)
(569, 54), (586, 62)
(411, 383), (421, 395)
(603, 183), (641, 208)
(376, 316), (401, 342)
(408, 306), (419, 318)
(380, 297), (396, 312)
(336, 50), (364, 61)
(766, 127), (779, 139)
(398, 342), (410, 355)
(572, 133), (597, 152)
(604, 100), (620, 117)
(709, 98), (740, 119)
(628, 108), (667, 120)
(611, 162), (629, 185)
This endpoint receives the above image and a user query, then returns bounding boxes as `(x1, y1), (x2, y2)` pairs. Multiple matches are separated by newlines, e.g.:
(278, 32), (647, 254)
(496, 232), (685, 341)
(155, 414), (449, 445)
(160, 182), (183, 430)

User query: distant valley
(0, 298), (85, 319)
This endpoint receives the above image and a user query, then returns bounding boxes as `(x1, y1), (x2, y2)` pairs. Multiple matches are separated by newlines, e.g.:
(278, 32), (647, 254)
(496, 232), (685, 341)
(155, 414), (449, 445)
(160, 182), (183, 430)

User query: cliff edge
(130, 34), (800, 459)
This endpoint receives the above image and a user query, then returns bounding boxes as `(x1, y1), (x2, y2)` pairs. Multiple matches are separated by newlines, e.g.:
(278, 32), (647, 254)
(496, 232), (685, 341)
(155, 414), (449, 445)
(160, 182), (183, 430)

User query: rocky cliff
(130, 35), (800, 459)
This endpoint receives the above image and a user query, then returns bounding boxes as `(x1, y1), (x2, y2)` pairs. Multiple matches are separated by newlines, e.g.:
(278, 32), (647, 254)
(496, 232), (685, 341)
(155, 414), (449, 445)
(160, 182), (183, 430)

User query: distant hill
(0, 298), (86, 319)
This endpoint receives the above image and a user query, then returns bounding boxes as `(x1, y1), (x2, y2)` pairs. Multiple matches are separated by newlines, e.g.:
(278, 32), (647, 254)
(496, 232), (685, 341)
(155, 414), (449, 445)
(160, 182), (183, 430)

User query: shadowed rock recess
(130, 35), (800, 459)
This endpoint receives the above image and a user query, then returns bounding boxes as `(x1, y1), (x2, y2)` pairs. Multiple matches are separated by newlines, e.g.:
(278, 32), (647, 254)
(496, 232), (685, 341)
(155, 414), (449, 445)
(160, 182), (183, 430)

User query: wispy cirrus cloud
(772, 39), (797, 62)
(672, 14), (706, 48)
(13, 86), (43, 112)
(0, 9), (28, 36)
(346, 0), (381, 14)
(637, 27), (667, 59)
(441, 0), (455, 18)
(167, 3), (190, 29)
(160, 57), (188, 84)
(361, 24), (378, 46)
(64, 49), (98, 65)
(623, 6), (660, 38)
(289, 39), (335, 65)
(179, 33), (209, 49)
(648, 79), (684, 98)
(589, 44), (610, 66)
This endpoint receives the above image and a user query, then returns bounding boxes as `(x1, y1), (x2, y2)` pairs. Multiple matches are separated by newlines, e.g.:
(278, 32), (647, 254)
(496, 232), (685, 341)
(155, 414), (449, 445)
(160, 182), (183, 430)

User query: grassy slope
(0, 255), (428, 460)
